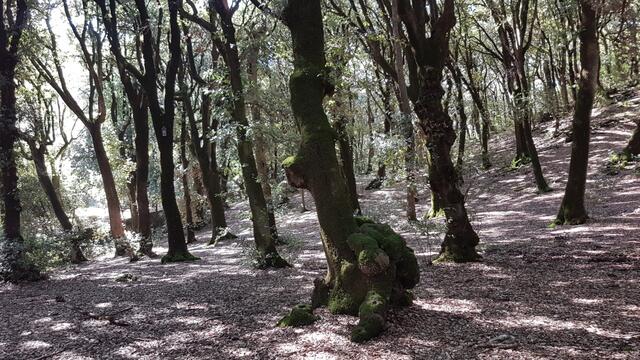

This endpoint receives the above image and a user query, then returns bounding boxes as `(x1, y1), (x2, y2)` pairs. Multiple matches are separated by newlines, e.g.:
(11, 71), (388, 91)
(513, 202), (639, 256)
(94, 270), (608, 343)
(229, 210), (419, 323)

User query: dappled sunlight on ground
(2, 94), (640, 359)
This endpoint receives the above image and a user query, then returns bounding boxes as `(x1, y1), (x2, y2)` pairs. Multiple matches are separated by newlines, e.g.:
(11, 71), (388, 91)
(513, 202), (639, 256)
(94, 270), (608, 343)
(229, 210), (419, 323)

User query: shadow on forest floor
(1, 94), (640, 359)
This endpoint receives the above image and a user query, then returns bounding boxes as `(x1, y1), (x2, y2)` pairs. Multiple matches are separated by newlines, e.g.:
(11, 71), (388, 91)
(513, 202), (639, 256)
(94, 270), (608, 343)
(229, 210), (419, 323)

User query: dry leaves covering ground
(1, 95), (640, 359)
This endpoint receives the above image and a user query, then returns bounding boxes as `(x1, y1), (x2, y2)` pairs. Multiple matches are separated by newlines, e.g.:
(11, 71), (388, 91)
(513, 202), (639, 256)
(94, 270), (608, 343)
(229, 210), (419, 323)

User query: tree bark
(0, 0), (42, 281)
(279, 0), (419, 342)
(180, 117), (196, 244)
(246, 33), (280, 240)
(452, 67), (467, 168)
(390, 0), (416, 221)
(334, 109), (361, 215)
(28, 143), (87, 263)
(556, 1), (600, 225)
(214, 1), (287, 267)
(134, 0), (196, 263)
(87, 125), (128, 252)
(622, 124), (640, 160)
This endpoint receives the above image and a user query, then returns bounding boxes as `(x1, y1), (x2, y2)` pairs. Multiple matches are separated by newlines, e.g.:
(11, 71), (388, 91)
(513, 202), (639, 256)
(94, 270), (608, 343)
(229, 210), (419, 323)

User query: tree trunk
(390, 0), (416, 221)
(0, 11), (42, 280)
(134, 0), (196, 263)
(191, 165), (207, 223)
(622, 124), (640, 160)
(365, 94), (375, 174)
(132, 94), (153, 256)
(334, 112), (361, 214)
(281, 0), (419, 343)
(556, 1), (599, 225)
(184, 91), (234, 245)
(247, 36), (279, 240)
(87, 125), (129, 255)
(29, 144), (87, 263)
(452, 69), (467, 168)
(214, 5), (286, 267)
(180, 118), (196, 244)
(513, 87), (551, 192)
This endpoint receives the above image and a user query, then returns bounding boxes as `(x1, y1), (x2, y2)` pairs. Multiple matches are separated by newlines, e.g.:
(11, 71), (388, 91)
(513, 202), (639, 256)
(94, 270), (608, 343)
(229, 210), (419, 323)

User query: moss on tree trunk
(280, 0), (420, 343)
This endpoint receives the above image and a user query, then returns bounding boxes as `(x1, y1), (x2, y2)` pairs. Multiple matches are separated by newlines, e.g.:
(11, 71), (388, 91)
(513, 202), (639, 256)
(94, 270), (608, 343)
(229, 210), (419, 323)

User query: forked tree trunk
(280, 0), (419, 343)
(134, 0), (196, 263)
(556, 1), (599, 225)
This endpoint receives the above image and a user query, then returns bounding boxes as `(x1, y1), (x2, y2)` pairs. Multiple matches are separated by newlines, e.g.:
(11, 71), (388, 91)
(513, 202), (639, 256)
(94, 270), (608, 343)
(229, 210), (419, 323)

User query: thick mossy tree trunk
(555, 1), (599, 225)
(214, 1), (287, 268)
(0, 0), (43, 282)
(279, 0), (420, 343)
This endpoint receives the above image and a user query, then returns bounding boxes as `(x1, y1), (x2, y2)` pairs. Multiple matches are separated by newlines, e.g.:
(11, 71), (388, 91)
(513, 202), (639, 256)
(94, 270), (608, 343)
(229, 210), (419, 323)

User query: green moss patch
(277, 304), (318, 327)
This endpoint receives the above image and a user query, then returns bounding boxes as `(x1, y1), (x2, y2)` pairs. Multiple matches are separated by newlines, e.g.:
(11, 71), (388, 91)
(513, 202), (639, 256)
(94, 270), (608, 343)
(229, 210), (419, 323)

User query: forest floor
(2, 94), (640, 360)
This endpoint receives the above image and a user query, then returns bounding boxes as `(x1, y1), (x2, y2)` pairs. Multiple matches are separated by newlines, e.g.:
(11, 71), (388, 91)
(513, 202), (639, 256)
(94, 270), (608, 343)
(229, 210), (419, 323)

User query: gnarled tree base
(208, 228), (238, 246)
(433, 230), (482, 264)
(555, 208), (588, 226)
(282, 217), (419, 343)
(253, 251), (291, 269)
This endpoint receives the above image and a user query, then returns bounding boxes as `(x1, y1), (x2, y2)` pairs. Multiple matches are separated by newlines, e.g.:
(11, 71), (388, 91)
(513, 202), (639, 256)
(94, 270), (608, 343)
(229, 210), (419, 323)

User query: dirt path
(1, 95), (639, 359)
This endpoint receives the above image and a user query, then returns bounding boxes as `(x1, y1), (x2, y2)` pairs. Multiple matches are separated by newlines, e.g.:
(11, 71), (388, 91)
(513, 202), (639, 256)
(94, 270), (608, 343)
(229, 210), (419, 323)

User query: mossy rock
(161, 251), (200, 264)
(277, 304), (318, 327)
